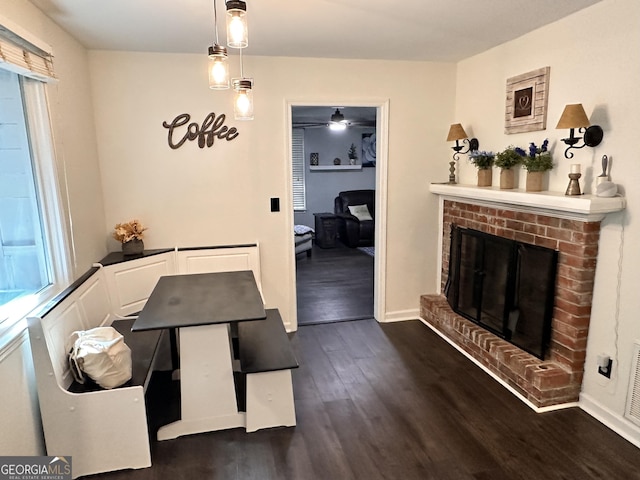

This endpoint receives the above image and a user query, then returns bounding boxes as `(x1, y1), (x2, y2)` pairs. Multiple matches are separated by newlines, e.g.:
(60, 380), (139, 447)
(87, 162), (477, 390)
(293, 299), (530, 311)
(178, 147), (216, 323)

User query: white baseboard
(380, 308), (420, 323)
(418, 317), (578, 414)
(579, 393), (640, 449)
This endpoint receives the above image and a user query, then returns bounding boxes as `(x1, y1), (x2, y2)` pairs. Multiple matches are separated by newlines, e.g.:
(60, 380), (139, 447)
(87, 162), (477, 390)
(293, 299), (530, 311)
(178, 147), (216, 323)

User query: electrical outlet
(598, 358), (613, 378)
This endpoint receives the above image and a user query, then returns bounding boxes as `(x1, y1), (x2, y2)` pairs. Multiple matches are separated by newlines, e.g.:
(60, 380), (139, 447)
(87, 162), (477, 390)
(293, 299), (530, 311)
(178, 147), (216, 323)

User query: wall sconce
(556, 104), (603, 159)
(446, 123), (479, 184)
(226, 0), (248, 48)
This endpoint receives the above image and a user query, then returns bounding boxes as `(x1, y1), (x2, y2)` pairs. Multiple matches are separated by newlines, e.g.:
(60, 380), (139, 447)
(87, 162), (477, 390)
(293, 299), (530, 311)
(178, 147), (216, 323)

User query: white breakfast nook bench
(27, 244), (298, 479)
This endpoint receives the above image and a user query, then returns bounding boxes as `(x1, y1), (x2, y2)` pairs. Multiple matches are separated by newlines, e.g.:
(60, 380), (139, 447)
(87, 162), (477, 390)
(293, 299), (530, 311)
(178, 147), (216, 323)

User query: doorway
(286, 101), (389, 329)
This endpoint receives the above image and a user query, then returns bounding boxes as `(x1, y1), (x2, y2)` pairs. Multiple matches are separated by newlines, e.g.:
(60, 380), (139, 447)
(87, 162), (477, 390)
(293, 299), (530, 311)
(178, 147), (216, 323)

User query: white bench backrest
(102, 253), (176, 317)
(176, 246), (263, 298)
(38, 268), (111, 388)
(34, 245), (262, 389)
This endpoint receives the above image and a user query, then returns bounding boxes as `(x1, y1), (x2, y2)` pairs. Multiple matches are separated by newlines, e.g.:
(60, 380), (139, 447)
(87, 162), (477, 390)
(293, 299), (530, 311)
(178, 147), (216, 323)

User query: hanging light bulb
(208, 45), (229, 89)
(208, 0), (229, 89)
(233, 78), (254, 120)
(226, 0), (248, 49)
(329, 109), (348, 131)
(232, 48), (253, 120)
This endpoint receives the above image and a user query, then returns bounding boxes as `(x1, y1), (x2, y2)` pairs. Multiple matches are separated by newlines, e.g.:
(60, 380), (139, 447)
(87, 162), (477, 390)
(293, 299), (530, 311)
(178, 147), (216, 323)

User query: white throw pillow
(348, 204), (373, 221)
(294, 224), (314, 235)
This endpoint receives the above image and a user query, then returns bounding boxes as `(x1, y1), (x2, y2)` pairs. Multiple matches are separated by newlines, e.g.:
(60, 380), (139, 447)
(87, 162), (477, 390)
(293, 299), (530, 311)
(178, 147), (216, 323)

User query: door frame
(285, 99), (389, 330)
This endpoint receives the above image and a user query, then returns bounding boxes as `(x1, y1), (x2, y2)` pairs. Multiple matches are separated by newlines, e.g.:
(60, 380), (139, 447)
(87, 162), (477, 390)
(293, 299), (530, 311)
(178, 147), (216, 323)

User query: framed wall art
(361, 133), (376, 167)
(504, 66), (550, 134)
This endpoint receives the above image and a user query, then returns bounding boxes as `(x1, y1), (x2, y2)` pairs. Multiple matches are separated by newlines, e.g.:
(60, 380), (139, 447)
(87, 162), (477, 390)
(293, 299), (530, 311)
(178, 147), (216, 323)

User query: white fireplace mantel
(429, 183), (626, 222)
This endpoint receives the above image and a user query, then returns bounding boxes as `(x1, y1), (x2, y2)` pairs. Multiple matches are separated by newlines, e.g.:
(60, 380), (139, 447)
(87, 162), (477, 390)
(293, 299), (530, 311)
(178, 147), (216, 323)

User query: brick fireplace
(422, 185), (625, 409)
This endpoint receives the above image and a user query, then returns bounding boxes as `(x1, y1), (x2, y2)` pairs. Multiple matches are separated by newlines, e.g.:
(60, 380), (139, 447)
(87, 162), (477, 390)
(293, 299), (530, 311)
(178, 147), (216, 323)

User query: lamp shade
(556, 104), (590, 129)
(447, 123), (468, 142)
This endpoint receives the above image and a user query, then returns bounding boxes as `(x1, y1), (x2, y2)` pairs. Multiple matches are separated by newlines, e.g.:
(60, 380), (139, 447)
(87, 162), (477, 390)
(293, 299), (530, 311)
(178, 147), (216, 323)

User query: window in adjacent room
(292, 128), (306, 211)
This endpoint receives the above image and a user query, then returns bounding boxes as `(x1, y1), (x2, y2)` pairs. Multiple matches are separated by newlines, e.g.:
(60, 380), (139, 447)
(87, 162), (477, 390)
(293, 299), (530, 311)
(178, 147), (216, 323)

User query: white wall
(294, 126), (376, 227)
(454, 0), (640, 445)
(0, 1), (108, 274)
(88, 52), (455, 328)
(0, 0), (106, 456)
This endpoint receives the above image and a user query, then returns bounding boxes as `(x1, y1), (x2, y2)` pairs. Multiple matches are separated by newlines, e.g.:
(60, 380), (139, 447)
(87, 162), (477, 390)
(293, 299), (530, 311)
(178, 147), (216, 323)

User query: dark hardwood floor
(86, 319), (640, 480)
(296, 244), (374, 325)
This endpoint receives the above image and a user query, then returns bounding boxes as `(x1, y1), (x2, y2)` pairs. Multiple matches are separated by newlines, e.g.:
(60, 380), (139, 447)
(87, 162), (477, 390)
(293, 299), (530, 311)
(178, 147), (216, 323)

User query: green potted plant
(522, 140), (553, 192)
(468, 150), (495, 187)
(495, 146), (524, 189)
(348, 143), (358, 165)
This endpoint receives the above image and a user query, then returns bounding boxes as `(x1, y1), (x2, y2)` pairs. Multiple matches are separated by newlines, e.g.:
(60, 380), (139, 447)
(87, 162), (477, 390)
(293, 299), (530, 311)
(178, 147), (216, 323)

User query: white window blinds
(292, 128), (306, 211)
(0, 20), (56, 82)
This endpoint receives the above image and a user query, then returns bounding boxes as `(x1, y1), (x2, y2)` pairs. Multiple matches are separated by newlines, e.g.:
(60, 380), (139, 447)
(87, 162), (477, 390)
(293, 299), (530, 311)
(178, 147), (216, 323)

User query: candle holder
(448, 160), (457, 184)
(565, 172), (582, 196)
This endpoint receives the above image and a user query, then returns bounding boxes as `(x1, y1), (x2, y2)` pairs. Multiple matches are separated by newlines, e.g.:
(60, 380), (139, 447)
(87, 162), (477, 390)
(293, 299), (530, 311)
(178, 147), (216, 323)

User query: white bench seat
(238, 309), (298, 432)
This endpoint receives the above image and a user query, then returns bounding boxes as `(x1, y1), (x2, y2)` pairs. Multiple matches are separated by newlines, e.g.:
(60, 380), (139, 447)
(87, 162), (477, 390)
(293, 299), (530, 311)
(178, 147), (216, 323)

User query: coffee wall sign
(162, 112), (239, 149)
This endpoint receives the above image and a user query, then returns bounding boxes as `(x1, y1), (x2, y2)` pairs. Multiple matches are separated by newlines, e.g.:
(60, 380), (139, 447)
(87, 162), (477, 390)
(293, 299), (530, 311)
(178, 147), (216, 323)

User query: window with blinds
(0, 21), (67, 341)
(292, 128), (306, 211)
(0, 22), (56, 82)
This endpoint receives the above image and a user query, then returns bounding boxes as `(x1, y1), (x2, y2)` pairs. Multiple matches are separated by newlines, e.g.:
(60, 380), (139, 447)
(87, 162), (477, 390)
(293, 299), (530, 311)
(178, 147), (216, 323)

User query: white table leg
(157, 323), (245, 440)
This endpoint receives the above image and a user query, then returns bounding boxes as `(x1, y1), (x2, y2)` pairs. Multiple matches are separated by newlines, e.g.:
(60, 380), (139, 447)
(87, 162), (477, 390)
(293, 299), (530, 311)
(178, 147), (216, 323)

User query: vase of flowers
(495, 146), (524, 190)
(522, 140), (553, 192)
(113, 219), (148, 255)
(468, 150), (495, 187)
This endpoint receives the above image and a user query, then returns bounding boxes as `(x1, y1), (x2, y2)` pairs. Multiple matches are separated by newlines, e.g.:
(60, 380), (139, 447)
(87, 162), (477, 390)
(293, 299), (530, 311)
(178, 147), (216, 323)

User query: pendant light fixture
(232, 48), (254, 120)
(226, 0), (248, 49)
(208, 0), (229, 89)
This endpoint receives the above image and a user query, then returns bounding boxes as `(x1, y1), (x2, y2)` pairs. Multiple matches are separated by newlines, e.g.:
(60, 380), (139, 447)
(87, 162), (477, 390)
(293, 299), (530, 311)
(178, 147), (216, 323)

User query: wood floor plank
(296, 244), (373, 325)
(86, 319), (640, 480)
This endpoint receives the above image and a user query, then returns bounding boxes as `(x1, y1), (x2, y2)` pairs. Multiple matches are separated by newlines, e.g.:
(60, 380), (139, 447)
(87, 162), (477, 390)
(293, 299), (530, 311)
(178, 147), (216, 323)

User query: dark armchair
(334, 190), (375, 248)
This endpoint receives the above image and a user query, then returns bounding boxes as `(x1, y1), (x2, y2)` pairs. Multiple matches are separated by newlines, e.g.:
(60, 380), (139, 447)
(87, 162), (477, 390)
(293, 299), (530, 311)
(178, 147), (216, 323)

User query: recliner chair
(334, 190), (375, 248)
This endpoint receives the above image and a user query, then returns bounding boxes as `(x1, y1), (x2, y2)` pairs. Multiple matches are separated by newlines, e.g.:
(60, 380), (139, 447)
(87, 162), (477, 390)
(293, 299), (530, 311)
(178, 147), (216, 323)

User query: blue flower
(515, 147), (526, 157)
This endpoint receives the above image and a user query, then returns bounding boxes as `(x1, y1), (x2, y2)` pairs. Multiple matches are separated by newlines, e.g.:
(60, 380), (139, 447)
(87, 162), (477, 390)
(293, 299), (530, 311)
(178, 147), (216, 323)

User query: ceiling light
(208, 45), (229, 89)
(208, 1), (229, 89)
(232, 49), (253, 120)
(233, 78), (254, 120)
(329, 109), (348, 131)
(226, 0), (248, 49)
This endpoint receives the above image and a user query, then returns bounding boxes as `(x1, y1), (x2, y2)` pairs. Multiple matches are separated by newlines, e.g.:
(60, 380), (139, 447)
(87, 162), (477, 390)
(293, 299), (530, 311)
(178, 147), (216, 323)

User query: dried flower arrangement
(112, 219), (147, 243)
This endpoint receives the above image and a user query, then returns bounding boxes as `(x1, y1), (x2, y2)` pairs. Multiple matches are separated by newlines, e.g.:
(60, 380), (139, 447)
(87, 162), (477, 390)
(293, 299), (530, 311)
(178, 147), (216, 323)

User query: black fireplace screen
(445, 225), (558, 359)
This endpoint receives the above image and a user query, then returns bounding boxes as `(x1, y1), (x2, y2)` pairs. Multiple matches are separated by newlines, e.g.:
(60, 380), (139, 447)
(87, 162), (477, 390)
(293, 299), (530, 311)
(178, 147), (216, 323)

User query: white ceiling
(30, 0), (601, 62)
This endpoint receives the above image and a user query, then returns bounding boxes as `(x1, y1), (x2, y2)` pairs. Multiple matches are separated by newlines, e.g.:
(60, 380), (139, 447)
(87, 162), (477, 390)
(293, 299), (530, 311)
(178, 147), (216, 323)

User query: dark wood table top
(132, 271), (266, 331)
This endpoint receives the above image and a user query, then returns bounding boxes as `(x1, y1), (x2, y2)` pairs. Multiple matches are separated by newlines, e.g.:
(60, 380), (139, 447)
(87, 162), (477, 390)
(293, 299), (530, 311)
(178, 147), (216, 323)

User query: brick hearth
(420, 199), (602, 408)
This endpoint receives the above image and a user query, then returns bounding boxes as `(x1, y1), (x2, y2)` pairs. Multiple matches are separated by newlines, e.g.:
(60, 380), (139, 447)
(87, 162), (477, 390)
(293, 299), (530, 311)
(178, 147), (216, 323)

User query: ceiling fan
(292, 107), (376, 129)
